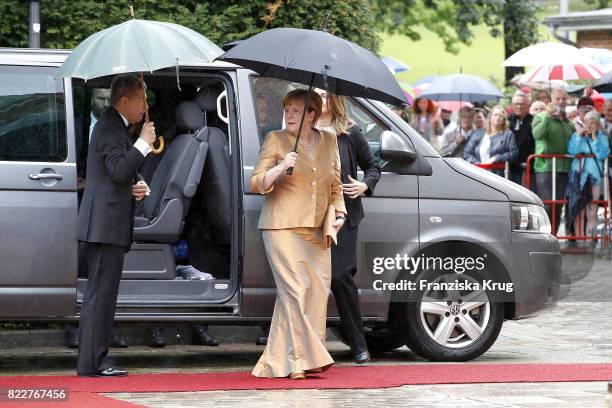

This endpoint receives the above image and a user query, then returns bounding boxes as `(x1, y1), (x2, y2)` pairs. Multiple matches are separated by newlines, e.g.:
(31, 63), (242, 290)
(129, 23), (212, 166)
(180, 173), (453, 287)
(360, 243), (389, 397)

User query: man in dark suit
(75, 75), (155, 377)
(332, 124), (381, 364)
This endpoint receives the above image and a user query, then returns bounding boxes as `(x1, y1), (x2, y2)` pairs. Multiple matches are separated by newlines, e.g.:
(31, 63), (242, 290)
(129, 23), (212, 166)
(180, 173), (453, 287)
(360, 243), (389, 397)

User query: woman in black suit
(315, 88), (381, 364)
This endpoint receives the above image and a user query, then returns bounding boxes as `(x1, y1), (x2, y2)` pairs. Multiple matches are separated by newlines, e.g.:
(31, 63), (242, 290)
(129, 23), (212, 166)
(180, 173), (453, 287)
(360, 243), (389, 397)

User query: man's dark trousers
(331, 224), (367, 354)
(74, 107), (145, 375)
(536, 171), (568, 235)
(77, 243), (126, 375)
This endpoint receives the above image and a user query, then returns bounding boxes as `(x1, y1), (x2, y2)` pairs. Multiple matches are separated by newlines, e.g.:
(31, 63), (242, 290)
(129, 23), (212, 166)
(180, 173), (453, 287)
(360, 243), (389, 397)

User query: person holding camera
(567, 111), (610, 237)
(532, 88), (575, 234)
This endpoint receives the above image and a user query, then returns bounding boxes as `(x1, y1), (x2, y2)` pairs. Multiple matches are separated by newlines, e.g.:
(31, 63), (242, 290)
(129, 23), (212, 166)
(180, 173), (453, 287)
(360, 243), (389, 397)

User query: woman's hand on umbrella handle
(282, 151), (298, 170)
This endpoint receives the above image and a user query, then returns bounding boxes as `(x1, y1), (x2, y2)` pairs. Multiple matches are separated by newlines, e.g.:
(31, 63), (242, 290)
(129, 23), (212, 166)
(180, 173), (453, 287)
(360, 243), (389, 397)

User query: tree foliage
(0, 0), (380, 52)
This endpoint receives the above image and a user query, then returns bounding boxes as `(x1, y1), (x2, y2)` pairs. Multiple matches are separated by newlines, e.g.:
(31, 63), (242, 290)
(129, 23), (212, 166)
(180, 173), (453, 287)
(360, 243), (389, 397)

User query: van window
(344, 98), (388, 150)
(250, 76), (389, 149)
(250, 76), (295, 142)
(0, 66), (66, 162)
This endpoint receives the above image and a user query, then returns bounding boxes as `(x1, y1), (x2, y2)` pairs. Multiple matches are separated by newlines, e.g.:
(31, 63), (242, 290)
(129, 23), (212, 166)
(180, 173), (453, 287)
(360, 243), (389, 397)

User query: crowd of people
(399, 88), (612, 239)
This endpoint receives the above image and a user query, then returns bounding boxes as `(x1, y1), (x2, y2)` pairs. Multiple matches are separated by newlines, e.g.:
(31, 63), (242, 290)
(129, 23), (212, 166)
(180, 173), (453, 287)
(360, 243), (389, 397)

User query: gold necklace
(300, 130), (316, 149)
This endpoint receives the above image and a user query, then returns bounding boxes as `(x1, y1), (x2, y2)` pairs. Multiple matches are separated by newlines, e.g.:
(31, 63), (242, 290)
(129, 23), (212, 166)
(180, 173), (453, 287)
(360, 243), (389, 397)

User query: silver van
(0, 48), (560, 361)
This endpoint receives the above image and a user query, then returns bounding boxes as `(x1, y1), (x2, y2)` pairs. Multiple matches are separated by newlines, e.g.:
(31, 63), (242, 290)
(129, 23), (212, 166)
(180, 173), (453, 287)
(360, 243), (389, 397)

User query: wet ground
(0, 255), (611, 407)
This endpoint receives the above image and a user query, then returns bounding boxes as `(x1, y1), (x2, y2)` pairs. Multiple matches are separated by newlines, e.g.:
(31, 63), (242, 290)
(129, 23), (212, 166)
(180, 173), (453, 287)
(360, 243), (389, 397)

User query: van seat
(132, 101), (209, 242)
(193, 86), (232, 245)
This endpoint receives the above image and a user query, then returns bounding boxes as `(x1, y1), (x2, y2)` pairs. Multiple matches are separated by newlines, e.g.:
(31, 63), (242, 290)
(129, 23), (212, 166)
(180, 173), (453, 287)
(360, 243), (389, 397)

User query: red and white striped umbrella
(520, 63), (605, 83)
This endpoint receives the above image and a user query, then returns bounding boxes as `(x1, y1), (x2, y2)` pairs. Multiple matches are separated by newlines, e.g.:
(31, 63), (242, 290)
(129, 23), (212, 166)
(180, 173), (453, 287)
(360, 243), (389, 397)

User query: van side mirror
(379, 131), (417, 164)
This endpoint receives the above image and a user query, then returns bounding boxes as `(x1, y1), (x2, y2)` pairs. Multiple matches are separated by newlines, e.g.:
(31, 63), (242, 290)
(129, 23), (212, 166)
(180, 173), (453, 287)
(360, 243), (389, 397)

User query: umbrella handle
(286, 74), (316, 176)
(139, 73), (165, 155)
(151, 135), (165, 155)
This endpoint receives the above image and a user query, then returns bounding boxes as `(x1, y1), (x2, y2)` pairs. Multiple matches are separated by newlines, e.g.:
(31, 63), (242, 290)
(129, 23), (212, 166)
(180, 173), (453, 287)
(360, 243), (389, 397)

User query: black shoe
(194, 326), (219, 347)
(111, 330), (128, 348)
(353, 350), (370, 364)
(255, 335), (268, 346)
(94, 367), (128, 377)
(151, 328), (165, 348)
(66, 330), (79, 349)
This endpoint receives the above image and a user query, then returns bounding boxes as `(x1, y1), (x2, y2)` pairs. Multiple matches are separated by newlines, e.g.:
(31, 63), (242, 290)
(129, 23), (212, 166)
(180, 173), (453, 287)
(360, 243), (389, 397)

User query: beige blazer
(251, 129), (346, 230)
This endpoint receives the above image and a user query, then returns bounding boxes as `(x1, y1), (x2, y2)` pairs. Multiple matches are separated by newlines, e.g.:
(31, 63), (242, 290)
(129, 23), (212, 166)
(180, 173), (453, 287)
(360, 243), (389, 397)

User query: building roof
(544, 8), (612, 31)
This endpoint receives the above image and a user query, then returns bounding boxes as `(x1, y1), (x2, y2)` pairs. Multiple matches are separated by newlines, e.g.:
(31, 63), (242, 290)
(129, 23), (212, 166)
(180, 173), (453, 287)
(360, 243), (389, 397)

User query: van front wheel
(395, 272), (504, 362)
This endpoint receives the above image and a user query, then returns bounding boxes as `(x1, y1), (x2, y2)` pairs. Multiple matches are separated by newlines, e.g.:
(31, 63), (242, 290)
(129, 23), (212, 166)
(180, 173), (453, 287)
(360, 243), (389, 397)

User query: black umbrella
(592, 70), (612, 93)
(217, 27), (405, 174)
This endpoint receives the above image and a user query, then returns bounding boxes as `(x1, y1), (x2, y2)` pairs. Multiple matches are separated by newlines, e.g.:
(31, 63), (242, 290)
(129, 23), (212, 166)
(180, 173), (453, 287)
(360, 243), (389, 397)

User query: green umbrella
(56, 19), (223, 80)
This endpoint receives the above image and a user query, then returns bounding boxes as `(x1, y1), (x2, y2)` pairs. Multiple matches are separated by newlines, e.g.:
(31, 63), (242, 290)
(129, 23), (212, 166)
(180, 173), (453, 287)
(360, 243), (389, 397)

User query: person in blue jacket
(567, 110), (610, 237)
(463, 105), (518, 178)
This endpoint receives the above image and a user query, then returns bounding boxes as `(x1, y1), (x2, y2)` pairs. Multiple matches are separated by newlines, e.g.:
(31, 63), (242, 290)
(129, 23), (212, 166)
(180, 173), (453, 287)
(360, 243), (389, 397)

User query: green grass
(379, 0), (597, 88)
(380, 26), (507, 88)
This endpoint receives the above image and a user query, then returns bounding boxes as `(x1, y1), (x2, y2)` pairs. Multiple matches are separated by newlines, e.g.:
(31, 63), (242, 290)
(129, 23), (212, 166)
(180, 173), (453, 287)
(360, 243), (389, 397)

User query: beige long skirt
(252, 227), (334, 378)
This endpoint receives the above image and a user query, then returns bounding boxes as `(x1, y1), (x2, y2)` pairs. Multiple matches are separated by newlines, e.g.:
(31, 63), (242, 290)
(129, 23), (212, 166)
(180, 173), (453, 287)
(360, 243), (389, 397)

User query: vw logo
(450, 305), (461, 316)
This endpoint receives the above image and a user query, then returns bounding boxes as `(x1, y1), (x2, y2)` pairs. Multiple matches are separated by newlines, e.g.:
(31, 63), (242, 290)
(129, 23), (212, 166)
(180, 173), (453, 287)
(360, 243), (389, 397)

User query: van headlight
(511, 204), (551, 233)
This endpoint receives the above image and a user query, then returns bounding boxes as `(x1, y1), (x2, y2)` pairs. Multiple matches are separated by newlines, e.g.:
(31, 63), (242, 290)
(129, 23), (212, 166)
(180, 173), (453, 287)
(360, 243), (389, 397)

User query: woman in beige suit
(250, 89), (347, 379)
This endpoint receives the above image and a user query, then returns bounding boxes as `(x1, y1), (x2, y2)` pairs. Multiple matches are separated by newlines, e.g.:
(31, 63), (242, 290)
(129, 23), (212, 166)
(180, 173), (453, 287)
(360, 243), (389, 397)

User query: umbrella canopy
(419, 74), (503, 103)
(397, 81), (414, 105)
(502, 41), (595, 67)
(217, 27), (405, 106)
(436, 101), (473, 112)
(593, 70), (612, 93)
(413, 75), (441, 87)
(579, 47), (612, 73)
(56, 19), (223, 80)
(519, 63), (605, 82)
(381, 56), (411, 75)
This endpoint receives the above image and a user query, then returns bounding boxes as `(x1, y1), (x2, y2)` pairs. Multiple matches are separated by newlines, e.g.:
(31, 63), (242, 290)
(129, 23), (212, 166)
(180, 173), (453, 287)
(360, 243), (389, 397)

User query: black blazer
(75, 107), (145, 247)
(339, 125), (381, 228)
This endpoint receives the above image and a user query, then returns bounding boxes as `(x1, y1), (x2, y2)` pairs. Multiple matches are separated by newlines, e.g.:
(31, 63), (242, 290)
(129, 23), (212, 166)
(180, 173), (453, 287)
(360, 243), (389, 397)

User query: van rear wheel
(395, 272), (504, 362)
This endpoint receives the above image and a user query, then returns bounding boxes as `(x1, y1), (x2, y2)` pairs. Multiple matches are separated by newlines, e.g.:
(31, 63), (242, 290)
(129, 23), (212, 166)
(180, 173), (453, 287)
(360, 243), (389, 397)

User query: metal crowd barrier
(523, 154), (611, 251)
(475, 161), (510, 179)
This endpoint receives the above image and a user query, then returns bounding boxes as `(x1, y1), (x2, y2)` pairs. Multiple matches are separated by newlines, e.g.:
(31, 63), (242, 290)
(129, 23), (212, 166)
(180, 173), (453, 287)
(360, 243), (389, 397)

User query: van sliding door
(0, 66), (78, 318)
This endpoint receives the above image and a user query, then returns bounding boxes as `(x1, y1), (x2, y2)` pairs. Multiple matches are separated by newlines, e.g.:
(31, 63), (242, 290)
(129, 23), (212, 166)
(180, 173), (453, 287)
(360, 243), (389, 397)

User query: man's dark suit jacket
(75, 107), (145, 247)
(338, 125), (382, 228)
(508, 113), (534, 171)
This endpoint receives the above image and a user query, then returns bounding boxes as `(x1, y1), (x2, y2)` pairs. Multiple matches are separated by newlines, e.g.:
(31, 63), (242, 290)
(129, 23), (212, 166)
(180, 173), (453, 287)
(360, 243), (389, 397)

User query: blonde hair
(486, 105), (509, 135)
(326, 93), (353, 135)
(529, 101), (546, 115)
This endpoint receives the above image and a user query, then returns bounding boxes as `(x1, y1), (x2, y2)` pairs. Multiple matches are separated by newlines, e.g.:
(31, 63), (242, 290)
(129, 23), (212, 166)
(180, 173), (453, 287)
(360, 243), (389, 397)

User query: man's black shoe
(193, 325), (219, 347)
(255, 335), (268, 346)
(111, 330), (128, 348)
(354, 350), (370, 364)
(151, 328), (165, 348)
(95, 367), (128, 377)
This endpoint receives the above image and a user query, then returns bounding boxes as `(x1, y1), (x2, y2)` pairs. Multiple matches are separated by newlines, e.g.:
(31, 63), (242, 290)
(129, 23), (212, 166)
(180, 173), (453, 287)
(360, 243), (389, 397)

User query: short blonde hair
(486, 105), (508, 135)
(282, 89), (323, 125)
(530, 101), (546, 115)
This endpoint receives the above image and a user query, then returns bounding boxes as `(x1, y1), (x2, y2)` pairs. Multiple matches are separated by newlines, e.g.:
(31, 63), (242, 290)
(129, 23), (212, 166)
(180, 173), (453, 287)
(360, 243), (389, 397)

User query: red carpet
(1, 363), (612, 394)
(0, 391), (138, 407)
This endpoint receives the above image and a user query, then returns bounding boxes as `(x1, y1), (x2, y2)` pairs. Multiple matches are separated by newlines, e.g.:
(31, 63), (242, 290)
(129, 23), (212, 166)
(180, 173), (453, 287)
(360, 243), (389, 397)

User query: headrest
(193, 85), (223, 112)
(175, 101), (204, 131)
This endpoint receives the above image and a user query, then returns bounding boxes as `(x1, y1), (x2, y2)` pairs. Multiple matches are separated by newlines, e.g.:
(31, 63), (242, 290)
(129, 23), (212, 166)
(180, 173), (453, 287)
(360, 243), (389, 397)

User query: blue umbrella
(419, 74), (503, 102)
(413, 75), (441, 87)
(381, 56), (411, 74)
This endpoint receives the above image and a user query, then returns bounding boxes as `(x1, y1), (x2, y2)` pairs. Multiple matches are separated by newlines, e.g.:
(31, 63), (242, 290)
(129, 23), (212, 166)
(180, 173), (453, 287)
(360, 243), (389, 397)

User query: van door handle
(29, 173), (64, 181)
